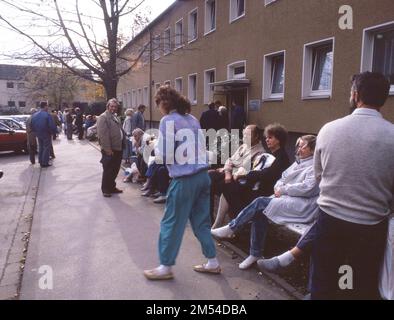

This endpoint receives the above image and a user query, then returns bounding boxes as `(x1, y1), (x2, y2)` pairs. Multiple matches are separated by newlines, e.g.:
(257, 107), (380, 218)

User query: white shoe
(239, 255), (260, 270)
(211, 225), (234, 239)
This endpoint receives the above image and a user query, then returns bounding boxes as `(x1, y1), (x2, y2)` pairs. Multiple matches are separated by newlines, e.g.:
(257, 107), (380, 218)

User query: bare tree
(0, 0), (150, 99)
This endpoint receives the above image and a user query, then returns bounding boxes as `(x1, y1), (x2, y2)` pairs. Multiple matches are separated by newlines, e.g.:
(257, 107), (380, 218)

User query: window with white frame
(188, 8), (198, 43)
(163, 28), (171, 55)
(230, 0), (245, 22)
(175, 77), (183, 93)
(132, 89), (137, 107)
(302, 38), (334, 98)
(142, 42), (149, 66)
(205, 0), (216, 35)
(263, 51), (285, 100)
(164, 80), (171, 86)
(188, 74), (197, 104)
(204, 69), (215, 104)
(361, 22), (394, 94)
(175, 19), (184, 49)
(153, 35), (161, 60)
(143, 87), (148, 105)
(138, 88), (142, 105)
(228, 61), (246, 79)
(127, 92), (131, 108)
(155, 83), (161, 94)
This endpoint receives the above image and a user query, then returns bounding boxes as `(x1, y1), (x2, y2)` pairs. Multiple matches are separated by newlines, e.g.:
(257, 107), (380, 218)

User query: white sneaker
(239, 255), (260, 270)
(211, 225), (234, 239)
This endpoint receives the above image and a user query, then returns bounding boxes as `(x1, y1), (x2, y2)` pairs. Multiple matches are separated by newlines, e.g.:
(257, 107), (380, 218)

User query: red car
(0, 122), (28, 153)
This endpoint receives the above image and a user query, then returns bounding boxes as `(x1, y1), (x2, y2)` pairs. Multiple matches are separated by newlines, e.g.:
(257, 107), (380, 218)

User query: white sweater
(314, 108), (394, 225)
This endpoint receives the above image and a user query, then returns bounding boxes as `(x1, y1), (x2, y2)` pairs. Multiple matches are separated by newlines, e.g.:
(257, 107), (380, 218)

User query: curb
(0, 166), (41, 300)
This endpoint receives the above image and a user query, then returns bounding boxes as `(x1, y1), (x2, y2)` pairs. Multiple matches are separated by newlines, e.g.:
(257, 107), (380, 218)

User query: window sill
(163, 52), (171, 56)
(174, 45), (184, 51)
(204, 28), (216, 37)
(302, 94), (331, 100)
(230, 14), (245, 24)
(263, 97), (284, 102)
(188, 38), (198, 44)
(190, 101), (197, 106)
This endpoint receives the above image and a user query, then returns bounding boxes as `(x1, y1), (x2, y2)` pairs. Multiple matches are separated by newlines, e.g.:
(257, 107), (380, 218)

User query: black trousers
(101, 150), (122, 194)
(66, 124), (73, 140)
(311, 209), (388, 300)
(28, 143), (37, 164)
(77, 125), (84, 140)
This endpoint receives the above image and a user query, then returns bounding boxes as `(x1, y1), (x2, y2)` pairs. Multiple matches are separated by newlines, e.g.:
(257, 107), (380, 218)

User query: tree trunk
(103, 79), (117, 101)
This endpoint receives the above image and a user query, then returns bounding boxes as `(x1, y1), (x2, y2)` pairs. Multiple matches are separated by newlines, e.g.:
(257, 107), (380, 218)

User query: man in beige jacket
(97, 98), (124, 197)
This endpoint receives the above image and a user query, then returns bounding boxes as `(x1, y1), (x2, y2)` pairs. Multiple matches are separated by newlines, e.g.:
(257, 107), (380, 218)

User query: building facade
(0, 64), (98, 113)
(117, 0), (394, 138)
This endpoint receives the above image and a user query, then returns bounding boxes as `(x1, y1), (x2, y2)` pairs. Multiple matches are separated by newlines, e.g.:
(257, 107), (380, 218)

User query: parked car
(0, 117), (26, 130)
(9, 115), (30, 126)
(0, 122), (28, 153)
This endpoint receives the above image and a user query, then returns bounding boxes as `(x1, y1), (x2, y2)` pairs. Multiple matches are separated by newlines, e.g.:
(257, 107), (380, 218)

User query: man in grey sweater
(311, 72), (394, 300)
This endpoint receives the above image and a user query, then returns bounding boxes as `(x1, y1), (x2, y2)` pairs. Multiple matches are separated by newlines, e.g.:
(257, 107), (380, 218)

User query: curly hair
(154, 85), (191, 115)
(264, 123), (288, 148)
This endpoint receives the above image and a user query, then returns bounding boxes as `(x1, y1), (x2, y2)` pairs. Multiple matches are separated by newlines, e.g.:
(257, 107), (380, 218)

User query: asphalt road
(14, 136), (292, 300)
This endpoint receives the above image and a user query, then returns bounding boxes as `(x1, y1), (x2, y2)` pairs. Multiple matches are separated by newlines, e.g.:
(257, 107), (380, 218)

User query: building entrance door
(227, 88), (247, 130)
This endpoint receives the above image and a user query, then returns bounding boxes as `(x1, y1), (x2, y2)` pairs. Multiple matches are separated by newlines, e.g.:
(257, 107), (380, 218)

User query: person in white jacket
(211, 135), (319, 269)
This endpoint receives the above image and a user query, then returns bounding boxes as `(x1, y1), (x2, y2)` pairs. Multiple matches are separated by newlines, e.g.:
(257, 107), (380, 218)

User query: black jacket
(200, 109), (220, 131)
(245, 147), (290, 196)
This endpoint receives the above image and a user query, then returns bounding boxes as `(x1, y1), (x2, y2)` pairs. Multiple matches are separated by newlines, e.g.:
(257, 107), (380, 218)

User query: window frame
(175, 77), (183, 93)
(204, 68), (216, 104)
(143, 86), (149, 106)
(263, 50), (286, 101)
(175, 18), (184, 50)
(229, 0), (246, 24)
(6, 82), (14, 89)
(163, 28), (172, 56)
(153, 34), (161, 61)
(302, 37), (335, 100)
(264, 0), (278, 6)
(188, 73), (198, 105)
(361, 21), (394, 95)
(188, 8), (198, 44)
(204, 0), (216, 36)
(227, 60), (247, 80)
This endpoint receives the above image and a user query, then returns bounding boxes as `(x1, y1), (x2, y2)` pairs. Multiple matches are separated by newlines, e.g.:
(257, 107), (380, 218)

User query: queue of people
(93, 71), (393, 300)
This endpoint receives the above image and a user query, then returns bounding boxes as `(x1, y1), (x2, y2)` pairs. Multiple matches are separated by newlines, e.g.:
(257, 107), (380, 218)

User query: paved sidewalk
(0, 153), (39, 299)
(20, 137), (292, 300)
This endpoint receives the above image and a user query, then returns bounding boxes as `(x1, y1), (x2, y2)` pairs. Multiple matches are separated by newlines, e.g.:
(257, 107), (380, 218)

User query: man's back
(315, 108), (394, 225)
(32, 110), (55, 138)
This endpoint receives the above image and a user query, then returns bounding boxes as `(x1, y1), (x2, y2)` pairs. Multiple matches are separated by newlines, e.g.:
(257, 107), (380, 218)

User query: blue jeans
(228, 197), (272, 257)
(37, 135), (51, 166)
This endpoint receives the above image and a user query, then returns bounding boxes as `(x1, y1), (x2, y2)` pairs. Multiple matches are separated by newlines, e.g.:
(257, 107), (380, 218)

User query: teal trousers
(159, 170), (217, 266)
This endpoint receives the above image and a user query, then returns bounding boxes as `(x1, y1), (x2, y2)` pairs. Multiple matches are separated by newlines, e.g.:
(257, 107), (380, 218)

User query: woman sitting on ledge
(211, 135), (320, 270)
